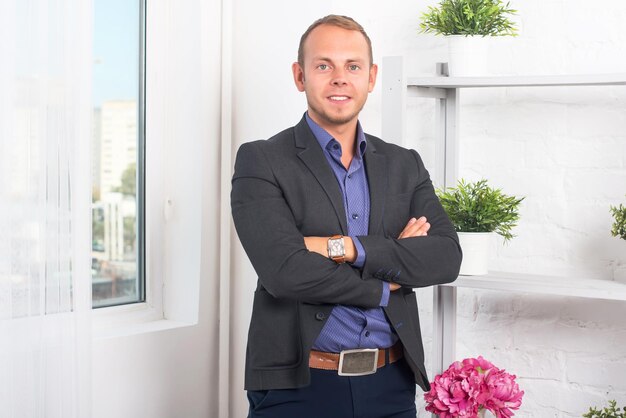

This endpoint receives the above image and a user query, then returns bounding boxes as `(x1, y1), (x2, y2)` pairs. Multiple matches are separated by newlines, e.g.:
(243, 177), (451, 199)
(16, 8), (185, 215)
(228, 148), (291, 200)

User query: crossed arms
(302, 216), (431, 291)
(231, 141), (462, 309)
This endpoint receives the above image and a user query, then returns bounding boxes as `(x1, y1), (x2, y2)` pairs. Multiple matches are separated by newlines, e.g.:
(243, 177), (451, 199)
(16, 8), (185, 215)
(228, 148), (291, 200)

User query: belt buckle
(338, 348), (379, 377)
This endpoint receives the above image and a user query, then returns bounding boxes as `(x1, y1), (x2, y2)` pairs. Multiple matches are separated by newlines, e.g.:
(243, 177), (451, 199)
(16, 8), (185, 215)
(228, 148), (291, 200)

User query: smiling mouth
(328, 96), (350, 102)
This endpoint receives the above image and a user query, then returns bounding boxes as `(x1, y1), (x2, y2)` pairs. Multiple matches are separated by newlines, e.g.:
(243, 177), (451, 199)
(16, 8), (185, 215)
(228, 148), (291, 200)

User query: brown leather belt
(309, 342), (403, 376)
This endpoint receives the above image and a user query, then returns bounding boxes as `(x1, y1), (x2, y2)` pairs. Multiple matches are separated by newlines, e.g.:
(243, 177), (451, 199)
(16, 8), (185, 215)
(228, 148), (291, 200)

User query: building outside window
(92, 0), (145, 308)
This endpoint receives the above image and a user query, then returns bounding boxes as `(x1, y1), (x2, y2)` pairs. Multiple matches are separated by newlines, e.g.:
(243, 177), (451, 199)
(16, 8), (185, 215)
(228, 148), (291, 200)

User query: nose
(331, 67), (347, 86)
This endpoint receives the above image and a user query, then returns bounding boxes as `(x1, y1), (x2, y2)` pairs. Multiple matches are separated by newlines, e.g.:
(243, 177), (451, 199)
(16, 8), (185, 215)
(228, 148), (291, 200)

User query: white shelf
(408, 73), (626, 89)
(442, 271), (626, 302)
(382, 57), (626, 381)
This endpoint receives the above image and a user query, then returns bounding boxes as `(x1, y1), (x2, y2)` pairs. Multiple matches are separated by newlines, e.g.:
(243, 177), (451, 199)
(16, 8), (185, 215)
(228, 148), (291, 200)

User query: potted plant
(583, 400), (626, 418)
(610, 199), (626, 241)
(437, 179), (524, 275)
(424, 356), (524, 417)
(419, 0), (518, 76)
(610, 198), (626, 283)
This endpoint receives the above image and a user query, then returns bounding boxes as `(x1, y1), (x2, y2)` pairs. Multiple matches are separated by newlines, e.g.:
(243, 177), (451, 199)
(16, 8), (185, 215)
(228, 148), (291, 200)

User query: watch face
(328, 238), (344, 257)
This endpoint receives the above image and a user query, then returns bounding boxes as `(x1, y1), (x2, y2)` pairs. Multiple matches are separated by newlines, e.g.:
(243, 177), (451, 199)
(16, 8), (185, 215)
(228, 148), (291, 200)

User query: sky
(93, 0), (140, 107)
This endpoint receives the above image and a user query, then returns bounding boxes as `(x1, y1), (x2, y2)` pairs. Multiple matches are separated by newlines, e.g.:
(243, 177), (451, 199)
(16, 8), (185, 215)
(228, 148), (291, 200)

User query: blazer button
(315, 312), (326, 321)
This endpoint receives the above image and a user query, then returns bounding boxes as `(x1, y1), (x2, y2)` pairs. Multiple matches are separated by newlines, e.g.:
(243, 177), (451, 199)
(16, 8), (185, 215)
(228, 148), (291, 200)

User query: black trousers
(247, 359), (417, 418)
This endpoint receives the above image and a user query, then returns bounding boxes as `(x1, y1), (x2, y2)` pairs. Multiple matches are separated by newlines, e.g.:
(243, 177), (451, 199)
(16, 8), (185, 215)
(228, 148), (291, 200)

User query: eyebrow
(312, 57), (366, 64)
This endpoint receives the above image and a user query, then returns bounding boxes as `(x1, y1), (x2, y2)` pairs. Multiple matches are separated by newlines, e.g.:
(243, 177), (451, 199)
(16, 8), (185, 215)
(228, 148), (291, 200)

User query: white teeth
(329, 96), (349, 101)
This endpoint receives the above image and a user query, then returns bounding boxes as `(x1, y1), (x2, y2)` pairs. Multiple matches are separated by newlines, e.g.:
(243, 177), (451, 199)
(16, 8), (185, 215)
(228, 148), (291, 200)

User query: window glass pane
(92, 0), (144, 308)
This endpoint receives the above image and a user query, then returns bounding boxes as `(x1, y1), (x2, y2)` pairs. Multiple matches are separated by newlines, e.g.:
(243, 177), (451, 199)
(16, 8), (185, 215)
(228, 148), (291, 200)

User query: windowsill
(92, 302), (194, 340)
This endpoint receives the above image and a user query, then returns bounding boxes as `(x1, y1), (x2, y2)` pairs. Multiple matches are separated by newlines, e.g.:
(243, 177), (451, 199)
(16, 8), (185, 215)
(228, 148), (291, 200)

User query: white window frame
(93, 0), (205, 338)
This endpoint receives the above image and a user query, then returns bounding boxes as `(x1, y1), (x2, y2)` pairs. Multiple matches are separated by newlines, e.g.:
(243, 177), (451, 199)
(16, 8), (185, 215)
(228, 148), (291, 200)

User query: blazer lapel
(294, 118), (348, 235)
(364, 138), (387, 235)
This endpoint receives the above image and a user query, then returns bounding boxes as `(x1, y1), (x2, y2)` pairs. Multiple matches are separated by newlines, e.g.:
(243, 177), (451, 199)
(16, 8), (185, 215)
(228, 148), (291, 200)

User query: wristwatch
(327, 235), (346, 264)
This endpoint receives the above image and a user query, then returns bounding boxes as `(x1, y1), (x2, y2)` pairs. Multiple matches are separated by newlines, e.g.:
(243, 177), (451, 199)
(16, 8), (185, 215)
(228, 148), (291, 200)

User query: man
(231, 15), (462, 418)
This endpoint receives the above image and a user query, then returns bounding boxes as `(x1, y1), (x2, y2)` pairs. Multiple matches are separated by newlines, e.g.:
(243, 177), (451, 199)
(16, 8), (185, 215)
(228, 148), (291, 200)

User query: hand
(303, 236), (326, 257)
(390, 217), (429, 291)
(398, 216), (430, 239)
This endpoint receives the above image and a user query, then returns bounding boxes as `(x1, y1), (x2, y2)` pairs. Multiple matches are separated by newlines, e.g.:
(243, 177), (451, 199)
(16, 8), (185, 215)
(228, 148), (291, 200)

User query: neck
(323, 122), (357, 169)
(331, 127), (357, 155)
(329, 123), (359, 170)
(308, 113), (359, 152)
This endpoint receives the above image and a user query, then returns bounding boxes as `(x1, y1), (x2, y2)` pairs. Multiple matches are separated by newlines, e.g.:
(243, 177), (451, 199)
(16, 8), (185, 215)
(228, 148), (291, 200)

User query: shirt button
(348, 174), (352, 179)
(365, 331), (371, 337)
(352, 213), (359, 220)
(333, 144), (339, 150)
(315, 312), (326, 321)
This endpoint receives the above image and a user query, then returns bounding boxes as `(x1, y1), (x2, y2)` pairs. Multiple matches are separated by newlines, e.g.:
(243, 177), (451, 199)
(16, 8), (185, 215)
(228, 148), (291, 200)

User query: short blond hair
(297, 15), (373, 67)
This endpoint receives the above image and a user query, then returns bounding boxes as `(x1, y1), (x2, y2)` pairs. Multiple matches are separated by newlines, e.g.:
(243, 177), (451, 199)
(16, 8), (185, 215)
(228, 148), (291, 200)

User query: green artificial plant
(610, 198), (626, 240)
(436, 179), (524, 242)
(583, 400), (626, 418)
(420, 0), (518, 36)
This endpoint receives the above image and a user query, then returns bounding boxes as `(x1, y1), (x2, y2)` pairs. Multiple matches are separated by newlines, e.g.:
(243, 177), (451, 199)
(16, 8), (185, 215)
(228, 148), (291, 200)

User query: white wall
(229, 1), (626, 417)
(91, 1), (222, 417)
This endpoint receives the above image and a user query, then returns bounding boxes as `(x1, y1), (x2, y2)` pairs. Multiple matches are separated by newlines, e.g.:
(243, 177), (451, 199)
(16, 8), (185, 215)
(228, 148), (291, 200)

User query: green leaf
(582, 400), (626, 418)
(419, 0), (518, 36)
(436, 179), (524, 242)
(610, 198), (626, 240)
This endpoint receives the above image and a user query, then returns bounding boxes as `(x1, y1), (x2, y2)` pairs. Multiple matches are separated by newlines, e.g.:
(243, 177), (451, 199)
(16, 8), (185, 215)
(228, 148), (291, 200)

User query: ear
(368, 63), (378, 93)
(292, 62), (306, 92)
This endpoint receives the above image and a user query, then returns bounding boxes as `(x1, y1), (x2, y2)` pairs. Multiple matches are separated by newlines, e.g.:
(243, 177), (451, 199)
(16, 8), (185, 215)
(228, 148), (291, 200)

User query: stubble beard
(307, 99), (365, 128)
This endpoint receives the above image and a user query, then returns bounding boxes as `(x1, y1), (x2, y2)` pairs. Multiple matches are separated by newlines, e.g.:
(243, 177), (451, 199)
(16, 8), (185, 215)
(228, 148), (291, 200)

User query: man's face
(292, 24), (377, 132)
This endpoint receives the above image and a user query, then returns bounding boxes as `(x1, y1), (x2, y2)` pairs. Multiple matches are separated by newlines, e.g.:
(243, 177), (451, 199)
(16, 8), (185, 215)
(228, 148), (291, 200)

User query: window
(92, 0), (145, 308)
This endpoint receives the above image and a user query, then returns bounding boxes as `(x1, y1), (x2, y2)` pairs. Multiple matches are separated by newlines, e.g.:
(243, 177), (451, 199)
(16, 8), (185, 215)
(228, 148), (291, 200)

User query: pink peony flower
(462, 356), (495, 374)
(424, 361), (479, 417)
(424, 357), (524, 418)
(483, 368), (524, 418)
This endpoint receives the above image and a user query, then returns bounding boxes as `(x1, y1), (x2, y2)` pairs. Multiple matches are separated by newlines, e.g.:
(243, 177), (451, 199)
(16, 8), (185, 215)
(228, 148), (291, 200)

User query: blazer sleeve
(231, 141), (383, 307)
(357, 149), (462, 288)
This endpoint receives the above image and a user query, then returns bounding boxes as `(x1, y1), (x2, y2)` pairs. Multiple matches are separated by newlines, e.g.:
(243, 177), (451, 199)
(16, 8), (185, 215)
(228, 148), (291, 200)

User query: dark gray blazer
(231, 116), (462, 392)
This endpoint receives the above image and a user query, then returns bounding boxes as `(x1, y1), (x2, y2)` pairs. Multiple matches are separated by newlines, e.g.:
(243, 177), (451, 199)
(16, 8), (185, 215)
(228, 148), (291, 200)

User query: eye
(318, 64), (329, 71)
(348, 64), (360, 71)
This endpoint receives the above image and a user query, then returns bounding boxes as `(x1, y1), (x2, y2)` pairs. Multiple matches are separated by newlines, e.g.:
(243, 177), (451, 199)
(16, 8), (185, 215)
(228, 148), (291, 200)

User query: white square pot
(447, 35), (489, 77)
(458, 232), (493, 276)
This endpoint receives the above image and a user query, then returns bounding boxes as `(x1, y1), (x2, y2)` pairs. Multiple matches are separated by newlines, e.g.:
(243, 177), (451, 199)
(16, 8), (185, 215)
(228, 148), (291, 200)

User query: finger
(399, 217), (425, 238)
(399, 217), (427, 239)
(410, 219), (429, 236)
(415, 222), (431, 236)
(390, 282), (401, 291)
(397, 217), (417, 239)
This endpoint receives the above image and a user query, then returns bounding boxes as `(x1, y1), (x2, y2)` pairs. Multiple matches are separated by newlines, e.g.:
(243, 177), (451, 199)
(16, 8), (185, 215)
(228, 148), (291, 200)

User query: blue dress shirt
(306, 113), (397, 353)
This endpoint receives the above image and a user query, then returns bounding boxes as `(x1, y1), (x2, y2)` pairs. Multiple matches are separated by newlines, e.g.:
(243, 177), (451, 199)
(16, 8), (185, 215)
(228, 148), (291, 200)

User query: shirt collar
(305, 112), (367, 159)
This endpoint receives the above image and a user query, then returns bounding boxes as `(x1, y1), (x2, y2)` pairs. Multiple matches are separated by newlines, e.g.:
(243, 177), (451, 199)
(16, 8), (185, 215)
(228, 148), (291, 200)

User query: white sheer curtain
(0, 1), (92, 417)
